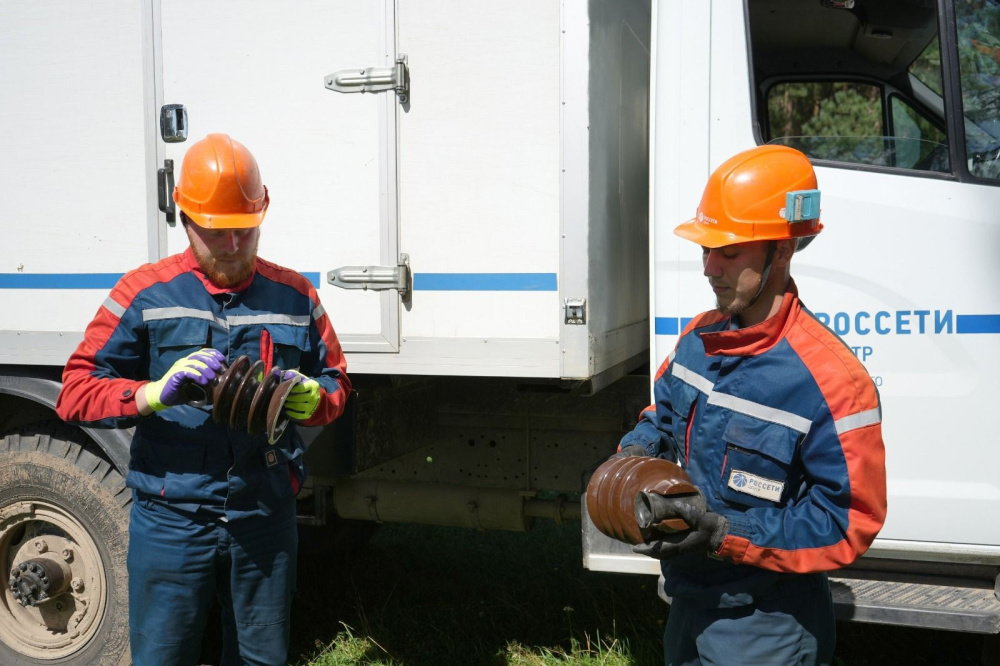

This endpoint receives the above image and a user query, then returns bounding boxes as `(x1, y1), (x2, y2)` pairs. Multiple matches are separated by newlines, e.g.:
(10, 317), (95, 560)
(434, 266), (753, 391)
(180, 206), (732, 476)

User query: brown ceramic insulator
(266, 375), (302, 445)
(248, 368), (283, 435)
(587, 457), (622, 537)
(590, 457), (642, 541)
(230, 360), (264, 430)
(585, 456), (700, 545)
(212, 356), (251, 425)
(613, 458), (651, 542)
(191, 355), (305, 442)
(585, 458), (616, 538)
(603, 457), (646, 542)
(586, 457), (642, 542)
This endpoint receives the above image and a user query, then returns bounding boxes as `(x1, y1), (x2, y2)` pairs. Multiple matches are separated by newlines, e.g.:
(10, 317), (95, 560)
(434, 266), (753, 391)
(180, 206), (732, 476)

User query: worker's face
(185, 222), (260, 288)
(701, 241), (770, 317)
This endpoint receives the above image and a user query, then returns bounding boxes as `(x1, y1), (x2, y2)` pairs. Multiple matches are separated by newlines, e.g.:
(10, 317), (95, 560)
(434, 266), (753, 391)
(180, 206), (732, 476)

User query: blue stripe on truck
(413, 273), (558, 291)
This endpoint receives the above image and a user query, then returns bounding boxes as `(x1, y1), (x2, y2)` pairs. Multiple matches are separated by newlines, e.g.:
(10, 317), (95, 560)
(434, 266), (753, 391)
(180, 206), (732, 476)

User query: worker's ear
(772, 239), (796, 269)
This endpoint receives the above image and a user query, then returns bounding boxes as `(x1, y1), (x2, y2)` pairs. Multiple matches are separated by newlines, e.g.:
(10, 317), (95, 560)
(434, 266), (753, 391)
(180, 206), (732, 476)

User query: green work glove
(145, 349), (225, 412)
(281, 369), (322, 420)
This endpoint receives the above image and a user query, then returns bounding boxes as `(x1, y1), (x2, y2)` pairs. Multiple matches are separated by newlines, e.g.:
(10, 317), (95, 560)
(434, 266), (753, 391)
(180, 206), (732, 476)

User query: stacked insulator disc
(585, 457), (702, 545)
(184, 355), (302, 444)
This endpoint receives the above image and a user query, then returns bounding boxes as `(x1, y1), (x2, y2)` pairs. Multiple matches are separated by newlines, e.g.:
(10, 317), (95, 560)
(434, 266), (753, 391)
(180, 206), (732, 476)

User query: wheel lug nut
(71, 578), (84, 592)
(33, 540), (48, 553)
(62, 548), (74, 561)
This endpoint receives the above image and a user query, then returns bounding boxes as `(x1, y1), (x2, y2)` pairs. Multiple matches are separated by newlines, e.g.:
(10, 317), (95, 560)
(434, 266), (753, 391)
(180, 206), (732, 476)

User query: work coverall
(57, 248), (351, 665)
(620, 281), (886, 665)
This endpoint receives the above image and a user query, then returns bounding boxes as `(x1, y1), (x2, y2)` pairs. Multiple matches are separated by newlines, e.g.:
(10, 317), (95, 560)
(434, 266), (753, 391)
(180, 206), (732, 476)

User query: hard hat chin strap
(746, 241), (777, 309)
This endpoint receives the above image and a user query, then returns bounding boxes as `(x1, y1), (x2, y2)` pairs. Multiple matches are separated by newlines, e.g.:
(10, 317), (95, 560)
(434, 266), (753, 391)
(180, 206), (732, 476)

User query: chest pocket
(717, 413), (802, 509)
(267, 325), (310, 372)
(147, 318), (210, 379)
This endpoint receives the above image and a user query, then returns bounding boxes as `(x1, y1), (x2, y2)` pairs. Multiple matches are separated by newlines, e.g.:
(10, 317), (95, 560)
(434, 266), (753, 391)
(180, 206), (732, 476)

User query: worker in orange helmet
(612, 145), (887, 665)
(57, 133), (351, 665)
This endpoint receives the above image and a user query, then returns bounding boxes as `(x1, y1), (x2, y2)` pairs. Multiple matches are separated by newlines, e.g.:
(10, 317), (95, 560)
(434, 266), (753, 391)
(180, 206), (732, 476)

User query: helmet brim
(674, 217), (823, 249)
(673, 218), (746, 249)
(183, 209), (266, 229)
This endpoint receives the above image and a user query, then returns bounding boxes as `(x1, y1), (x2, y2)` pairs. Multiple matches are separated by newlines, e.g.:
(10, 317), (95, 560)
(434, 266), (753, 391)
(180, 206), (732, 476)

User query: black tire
(0, 424), (131, 666)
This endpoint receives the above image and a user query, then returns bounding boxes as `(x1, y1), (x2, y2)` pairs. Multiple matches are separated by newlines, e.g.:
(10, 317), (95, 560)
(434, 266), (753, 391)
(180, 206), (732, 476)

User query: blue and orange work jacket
(621, 281), (886, 606)
(56, 248), (351, 520)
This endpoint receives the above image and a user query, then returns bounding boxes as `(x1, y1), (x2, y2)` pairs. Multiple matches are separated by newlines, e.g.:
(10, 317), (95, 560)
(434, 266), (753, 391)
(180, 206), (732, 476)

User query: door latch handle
(325, 54), (409, 103)
(327, 254), (411, 302)
(157, 158), (176, 224)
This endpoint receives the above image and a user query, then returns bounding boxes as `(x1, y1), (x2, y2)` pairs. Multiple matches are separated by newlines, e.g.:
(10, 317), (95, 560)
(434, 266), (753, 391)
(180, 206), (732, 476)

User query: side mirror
(160, 104), (188, 143)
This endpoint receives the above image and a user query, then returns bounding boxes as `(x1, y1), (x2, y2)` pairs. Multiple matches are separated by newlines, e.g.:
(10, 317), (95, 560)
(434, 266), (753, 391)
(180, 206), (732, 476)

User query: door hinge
(328, 254), (411, 302)
(565, 298), (587, 325)
(325, 54), (409, 103)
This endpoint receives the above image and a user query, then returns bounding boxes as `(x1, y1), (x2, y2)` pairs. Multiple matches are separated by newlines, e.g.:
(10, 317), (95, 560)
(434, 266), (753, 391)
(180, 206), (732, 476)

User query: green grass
(288, 520), (664, 666)
(201, 519), (990, 665)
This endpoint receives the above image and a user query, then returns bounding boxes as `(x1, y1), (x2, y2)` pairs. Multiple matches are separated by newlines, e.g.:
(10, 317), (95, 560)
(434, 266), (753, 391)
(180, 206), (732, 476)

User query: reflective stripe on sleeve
(103, 297), (126, 319)
(835, 407), (882, 435)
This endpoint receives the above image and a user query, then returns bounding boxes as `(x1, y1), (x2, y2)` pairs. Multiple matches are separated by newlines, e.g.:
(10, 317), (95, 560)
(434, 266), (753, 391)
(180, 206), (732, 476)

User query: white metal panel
(396, 0), (561, 343)
(707, 0), (756, 166)
(158, 0), (400, 352)
(346, 337), (562, 378)
(650, 0), (713, 372)
(561, 0), (594, 377)
(574, 0), (652, 383)
(0, 0), (154, 360)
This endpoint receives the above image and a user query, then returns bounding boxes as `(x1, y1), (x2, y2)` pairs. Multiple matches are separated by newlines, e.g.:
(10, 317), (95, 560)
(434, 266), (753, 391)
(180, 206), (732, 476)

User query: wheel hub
(9, 555), (72, 607)
(1, 504), (106, 658)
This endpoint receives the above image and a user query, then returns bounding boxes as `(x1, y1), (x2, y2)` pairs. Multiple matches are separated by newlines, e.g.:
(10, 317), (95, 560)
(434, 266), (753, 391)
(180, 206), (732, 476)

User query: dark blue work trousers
(128, 495), (298, 666)
(663, 577), (835, 665)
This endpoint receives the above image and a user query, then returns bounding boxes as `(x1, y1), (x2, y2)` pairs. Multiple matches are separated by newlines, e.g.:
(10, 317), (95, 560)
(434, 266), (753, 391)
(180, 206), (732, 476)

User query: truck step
(830, 575), (1000, 634)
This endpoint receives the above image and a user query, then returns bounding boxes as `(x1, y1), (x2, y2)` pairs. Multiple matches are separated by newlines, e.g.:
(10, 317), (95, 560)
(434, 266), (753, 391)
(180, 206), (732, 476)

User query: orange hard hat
(674, 144), (823, 249)
(173, 133), (269, 229)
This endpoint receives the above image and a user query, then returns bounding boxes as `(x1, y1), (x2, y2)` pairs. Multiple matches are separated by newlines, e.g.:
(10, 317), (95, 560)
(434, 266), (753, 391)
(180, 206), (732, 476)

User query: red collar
(699, 280), (801, 356)
(182, 247), (257, 295)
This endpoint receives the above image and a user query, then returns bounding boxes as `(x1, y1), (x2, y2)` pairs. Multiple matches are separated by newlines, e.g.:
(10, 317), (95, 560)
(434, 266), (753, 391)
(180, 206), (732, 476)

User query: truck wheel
(0, 425), (131, 666)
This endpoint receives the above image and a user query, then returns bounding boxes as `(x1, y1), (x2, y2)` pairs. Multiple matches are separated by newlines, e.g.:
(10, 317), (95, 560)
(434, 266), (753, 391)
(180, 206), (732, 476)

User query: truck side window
(749, 0), (1000, 184)
(766, 82), (887, 166)
(889, 95), (948, 171)
(956, 0), (1000, 180)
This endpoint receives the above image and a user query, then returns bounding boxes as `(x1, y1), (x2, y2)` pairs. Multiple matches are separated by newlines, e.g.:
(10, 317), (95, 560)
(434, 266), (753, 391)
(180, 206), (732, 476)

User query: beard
(190, 235), (259, 288)
(711, 274), (763, 318)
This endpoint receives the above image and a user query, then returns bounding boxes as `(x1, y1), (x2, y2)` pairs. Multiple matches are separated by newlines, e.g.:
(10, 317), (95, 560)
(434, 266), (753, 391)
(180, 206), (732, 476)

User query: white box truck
(0, 1), (998, 664)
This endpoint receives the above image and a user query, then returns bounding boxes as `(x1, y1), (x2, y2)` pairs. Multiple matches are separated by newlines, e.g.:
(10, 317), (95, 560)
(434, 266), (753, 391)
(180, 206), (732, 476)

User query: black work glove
(631, 496), (728, 560)
(609, 444), (647, 460)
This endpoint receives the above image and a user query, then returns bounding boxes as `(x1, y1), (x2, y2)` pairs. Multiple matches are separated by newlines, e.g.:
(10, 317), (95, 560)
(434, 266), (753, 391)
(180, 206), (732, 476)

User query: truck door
(0, 1), (156, 364)
(156, 0), (403, 352)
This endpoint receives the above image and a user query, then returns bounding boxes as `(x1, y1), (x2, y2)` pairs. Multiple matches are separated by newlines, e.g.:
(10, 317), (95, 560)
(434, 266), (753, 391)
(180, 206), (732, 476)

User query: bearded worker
(612, 145), (887, 666)
(56, 133), (351, 666)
